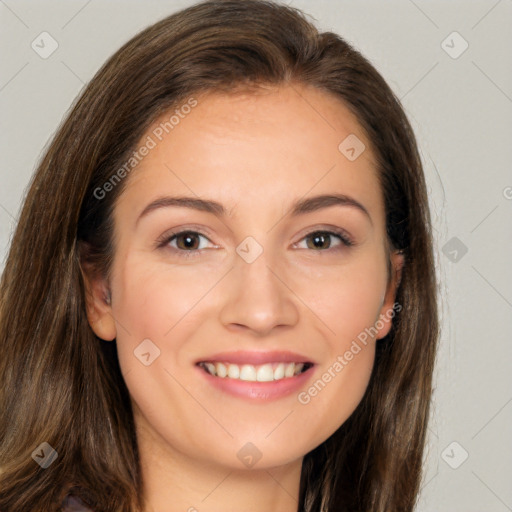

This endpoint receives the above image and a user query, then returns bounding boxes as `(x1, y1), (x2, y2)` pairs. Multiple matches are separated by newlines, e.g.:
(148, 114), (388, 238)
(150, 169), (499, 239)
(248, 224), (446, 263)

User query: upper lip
(197, 350), (314, 365)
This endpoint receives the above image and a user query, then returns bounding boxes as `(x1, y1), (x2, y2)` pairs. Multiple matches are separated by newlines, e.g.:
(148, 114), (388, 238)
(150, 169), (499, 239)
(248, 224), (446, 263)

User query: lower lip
(196, 364), (315, 401)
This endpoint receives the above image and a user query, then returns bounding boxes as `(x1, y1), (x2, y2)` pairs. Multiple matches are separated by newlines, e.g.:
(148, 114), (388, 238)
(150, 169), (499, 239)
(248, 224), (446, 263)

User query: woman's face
(86, 83), (402, 471)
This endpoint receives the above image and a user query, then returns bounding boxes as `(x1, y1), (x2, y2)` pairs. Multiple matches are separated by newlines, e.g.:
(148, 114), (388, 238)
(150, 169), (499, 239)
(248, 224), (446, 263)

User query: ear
(375, 250), (404, 340)
(80, 262), (117, 342)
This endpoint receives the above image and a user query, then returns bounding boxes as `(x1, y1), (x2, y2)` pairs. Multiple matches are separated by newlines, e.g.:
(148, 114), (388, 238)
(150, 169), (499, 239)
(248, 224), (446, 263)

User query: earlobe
(80, 264), (117, 342)
(376, 250), (405, 340)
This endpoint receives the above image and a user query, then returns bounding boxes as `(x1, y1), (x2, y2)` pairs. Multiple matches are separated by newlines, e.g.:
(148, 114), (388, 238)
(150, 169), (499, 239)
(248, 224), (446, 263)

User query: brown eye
(174, 232), (201, 250)
(306, 232), (333, 250)
(158, 230), (217, 258)
(300, 230), (353, 251)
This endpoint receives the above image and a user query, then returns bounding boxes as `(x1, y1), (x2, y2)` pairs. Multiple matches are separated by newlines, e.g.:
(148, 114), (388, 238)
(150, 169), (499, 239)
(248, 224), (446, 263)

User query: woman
(0, 1), (439, 511)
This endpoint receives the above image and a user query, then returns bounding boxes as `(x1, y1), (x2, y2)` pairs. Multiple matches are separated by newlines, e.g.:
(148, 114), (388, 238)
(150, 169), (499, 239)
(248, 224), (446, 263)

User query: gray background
(1, 1), (511, 510)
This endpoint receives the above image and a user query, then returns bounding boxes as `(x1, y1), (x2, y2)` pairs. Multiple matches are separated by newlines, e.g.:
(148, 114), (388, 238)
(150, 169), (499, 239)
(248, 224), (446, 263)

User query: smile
(198, 361), (313, 382)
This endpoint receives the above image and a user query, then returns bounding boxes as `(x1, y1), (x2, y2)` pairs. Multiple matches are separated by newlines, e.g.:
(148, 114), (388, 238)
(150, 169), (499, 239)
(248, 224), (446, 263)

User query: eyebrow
(136, 193), (372, 226)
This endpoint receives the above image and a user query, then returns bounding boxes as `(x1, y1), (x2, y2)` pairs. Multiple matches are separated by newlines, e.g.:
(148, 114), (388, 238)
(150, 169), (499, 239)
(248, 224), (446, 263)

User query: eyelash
(156, 228), (354, 258)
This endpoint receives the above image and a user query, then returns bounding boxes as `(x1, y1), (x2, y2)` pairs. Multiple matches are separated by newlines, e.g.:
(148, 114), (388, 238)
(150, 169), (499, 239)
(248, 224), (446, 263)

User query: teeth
(274, 363), (285, 380)
(216, 362), (227, 378)
(205, 362), (216, 376)
(227, 364), (240, 379)
(240, 365), (257, 381)
(200, 361), (308, 381)
(256, 364), (274, 382)
(284, 362), (295, 378)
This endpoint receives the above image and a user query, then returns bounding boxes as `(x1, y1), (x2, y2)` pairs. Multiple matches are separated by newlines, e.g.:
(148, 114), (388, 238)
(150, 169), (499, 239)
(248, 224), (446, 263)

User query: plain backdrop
(1, 1), (511, 510)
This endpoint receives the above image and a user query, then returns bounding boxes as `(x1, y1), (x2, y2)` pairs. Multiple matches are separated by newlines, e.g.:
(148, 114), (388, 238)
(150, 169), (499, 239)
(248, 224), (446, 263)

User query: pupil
(311, 233), (329, 249)
(179, 233), (198, 250)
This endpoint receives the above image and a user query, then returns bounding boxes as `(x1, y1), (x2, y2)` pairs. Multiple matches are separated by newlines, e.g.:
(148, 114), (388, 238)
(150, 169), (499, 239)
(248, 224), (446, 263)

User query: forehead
(114, 83), (384, 227)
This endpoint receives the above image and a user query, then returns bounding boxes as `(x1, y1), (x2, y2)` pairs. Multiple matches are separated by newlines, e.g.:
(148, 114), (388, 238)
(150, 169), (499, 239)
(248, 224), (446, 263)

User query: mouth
(194, 350), (316, 400)
(197, 361), (314, 382)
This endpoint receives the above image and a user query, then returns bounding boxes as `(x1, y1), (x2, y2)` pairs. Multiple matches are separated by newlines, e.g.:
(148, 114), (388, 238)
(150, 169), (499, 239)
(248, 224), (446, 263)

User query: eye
(295, 230), (353, 251)
(157, 230), (216, 256)
(156, 227), (353, 257)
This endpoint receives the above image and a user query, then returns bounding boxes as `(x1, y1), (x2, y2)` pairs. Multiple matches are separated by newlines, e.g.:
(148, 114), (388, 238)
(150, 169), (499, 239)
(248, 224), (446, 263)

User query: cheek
(267, 255), (385, 447)
(292, 253), (388, 345)
(109, 258), (222, 456)
(109, 255), (216, 388)
(293, 345), (375, 458)
(113, 255), (217, 340)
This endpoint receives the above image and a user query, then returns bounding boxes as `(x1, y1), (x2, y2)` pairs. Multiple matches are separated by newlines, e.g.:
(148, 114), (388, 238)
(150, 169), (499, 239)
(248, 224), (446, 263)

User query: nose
(219, 247), (299, 337)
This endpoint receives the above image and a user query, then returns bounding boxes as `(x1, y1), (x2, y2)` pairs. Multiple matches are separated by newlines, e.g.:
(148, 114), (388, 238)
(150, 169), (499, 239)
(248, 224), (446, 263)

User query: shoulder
(61, 494), (95, 512)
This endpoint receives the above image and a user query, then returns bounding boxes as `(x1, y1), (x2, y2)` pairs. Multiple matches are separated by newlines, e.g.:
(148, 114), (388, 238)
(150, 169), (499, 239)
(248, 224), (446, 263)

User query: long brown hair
(0, 1), (439, 510)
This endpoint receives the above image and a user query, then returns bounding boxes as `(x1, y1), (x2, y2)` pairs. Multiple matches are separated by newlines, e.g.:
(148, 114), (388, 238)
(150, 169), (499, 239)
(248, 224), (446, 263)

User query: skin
(83, 83), (403, 512)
